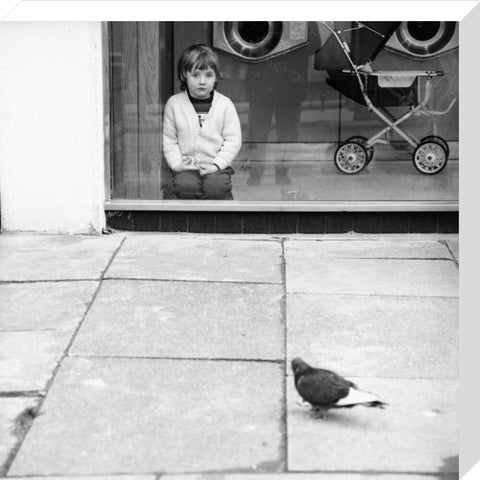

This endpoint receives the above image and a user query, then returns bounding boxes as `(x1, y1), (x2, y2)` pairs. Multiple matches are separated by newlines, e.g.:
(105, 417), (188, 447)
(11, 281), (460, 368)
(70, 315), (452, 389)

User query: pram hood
(314, 21), (401, 71)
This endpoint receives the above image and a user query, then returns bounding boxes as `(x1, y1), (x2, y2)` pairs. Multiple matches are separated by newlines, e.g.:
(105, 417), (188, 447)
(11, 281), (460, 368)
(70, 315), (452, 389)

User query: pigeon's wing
(297, 369), (352, 407)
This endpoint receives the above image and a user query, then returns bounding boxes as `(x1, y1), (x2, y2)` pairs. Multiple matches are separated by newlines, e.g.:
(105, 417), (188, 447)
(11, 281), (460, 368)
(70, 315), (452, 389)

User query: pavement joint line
(67, 354), (286, 364)
(328, 257), (456, 261)
(0, 391), (45, 398)
(101, 236), (128, 278)
(1, 236), (128, 476)
(0, 328), (58, 332)
(287, 292), (459, 299)
(440, 239), (459, 267)
(280, 237), (289, 472)
(121, 233), (284, 242)
(102, 277), (283, 286)
(0, 279), (101, 284)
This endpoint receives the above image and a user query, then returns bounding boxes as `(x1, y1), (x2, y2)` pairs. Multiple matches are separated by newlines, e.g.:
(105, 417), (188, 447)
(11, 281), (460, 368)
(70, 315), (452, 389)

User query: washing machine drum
(213, 21), (309, 62)
(385, 21), (458, 59)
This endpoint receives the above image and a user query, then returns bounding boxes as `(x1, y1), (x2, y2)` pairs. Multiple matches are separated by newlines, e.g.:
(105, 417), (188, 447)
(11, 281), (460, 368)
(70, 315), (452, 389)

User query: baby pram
(315, 21), (456, 175)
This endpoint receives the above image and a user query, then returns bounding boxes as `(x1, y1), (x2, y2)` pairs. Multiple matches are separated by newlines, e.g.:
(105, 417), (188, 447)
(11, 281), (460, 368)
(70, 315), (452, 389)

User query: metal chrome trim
(105, 200), (458, 212)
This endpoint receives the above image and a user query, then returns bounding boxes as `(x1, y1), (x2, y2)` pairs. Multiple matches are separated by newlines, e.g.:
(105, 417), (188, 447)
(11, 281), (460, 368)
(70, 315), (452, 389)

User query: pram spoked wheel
(345, 135), (374, 163)
(421, 136), (450, 158)
(413, 139), (448, 175)
(334, 141), (368, 174)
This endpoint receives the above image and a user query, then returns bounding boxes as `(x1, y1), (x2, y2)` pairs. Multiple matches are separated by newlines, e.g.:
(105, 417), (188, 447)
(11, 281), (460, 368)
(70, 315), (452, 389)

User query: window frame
(102, 21), (458, 213)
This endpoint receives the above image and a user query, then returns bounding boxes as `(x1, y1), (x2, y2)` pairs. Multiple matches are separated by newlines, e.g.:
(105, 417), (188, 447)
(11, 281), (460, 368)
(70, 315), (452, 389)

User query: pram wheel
(413, 140), (448, 175)
(420, 136), (450, 158)
(345, 136), (374, 164)
(334, 141), (368, 174)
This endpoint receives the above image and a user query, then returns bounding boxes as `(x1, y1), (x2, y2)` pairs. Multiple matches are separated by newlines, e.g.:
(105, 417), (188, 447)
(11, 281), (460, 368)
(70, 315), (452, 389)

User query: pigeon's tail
(335, 387), (387, 409)
(364, 400), (388, 409)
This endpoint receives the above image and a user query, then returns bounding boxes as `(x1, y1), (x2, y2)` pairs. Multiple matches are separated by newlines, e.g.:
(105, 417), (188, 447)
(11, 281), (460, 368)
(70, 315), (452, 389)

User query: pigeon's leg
(312, 407), (328, 420)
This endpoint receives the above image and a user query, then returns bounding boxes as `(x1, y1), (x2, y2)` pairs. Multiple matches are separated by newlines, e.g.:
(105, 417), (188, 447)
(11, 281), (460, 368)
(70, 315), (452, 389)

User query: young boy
(163, 44), (242, 200)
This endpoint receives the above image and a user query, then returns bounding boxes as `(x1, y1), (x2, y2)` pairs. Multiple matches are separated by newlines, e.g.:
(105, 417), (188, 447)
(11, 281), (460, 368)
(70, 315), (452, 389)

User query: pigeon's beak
(291, 357), (308, 375)
(291, 358), (302, 374)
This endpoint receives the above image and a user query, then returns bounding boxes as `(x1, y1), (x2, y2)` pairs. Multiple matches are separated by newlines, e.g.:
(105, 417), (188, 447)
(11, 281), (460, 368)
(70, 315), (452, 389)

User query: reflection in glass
(243, 22), (322, 186)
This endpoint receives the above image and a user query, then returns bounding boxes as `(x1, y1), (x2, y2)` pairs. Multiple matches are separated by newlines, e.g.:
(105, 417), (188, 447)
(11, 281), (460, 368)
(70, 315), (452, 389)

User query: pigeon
(291, 357), (387, 418)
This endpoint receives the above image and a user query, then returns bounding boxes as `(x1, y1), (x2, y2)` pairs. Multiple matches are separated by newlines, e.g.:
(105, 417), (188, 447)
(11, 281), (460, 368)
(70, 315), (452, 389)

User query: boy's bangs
(192, 55), (215, 72)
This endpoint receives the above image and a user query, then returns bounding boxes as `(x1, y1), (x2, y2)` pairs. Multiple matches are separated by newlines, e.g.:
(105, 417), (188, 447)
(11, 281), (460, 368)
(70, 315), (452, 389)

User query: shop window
(107, 21), (458, 207)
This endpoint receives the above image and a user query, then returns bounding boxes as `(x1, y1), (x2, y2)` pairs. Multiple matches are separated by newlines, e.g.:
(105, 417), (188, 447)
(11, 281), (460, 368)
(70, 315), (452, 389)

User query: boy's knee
(173, 171), (202, 199)
(203, 172), (233, 199)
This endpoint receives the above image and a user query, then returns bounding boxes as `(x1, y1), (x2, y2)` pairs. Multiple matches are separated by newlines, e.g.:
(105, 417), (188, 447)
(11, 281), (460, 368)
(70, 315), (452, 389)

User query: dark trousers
(246, 94), (302, 183)
(172, 169), (234, 200)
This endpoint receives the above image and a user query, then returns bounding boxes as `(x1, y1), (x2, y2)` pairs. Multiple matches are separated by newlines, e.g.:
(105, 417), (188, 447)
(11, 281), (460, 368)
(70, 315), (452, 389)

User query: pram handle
(424, 97), (457, 116)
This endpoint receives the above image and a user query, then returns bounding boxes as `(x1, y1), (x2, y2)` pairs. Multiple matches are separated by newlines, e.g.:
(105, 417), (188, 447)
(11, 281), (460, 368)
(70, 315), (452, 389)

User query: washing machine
(385, 21), (458, 60)
(212, 21), (309, 62)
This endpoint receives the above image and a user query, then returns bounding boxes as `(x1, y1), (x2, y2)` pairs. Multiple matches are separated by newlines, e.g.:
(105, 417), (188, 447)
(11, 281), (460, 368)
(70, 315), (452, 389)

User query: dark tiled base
(106, 211), (458, 234)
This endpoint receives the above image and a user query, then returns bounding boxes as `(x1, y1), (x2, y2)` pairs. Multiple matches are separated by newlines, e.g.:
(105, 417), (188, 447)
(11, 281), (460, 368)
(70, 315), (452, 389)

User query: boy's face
(186, 67), (216, 99)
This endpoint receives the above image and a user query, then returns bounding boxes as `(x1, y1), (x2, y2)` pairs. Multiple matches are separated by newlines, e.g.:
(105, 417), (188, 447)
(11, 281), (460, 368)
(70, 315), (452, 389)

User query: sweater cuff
(168, 158), (183, 171)
(212, 158), (230, 170)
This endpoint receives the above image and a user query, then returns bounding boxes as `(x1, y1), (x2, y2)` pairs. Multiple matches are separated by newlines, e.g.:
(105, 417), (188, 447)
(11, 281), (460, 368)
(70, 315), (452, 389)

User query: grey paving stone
(287, 377), (458, 473)
(0, 235), (122, 281)
(106, 236), (282, 283)
(285, 239), (452, 259)
(70, 280), (284, 360)
(287, 294), (458, 379)
(286, 258), (458, 297)
(0, 397), (41, 473)
(9, 358), (284, 475)
(0, 331), (72, 392)
(0, 281), (98, 331)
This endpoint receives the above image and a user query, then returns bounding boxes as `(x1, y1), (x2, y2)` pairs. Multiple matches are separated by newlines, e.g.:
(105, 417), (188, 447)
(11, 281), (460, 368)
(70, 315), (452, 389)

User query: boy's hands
(199, 164), (220, 176)
(172, 157), (221, 176)
(173, 156), (199, 172)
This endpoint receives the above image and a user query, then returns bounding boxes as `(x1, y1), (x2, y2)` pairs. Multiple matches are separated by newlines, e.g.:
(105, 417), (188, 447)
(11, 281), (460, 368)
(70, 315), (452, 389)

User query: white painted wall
(0, 22), (106, 234)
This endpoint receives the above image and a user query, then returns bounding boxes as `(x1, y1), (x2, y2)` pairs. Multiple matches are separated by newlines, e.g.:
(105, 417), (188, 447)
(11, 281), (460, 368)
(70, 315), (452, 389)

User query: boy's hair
(177, 44), (222, 91)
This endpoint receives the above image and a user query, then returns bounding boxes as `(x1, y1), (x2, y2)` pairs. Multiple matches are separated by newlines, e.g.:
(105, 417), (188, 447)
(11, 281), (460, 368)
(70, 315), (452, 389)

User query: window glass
(109, 21), (458, 204)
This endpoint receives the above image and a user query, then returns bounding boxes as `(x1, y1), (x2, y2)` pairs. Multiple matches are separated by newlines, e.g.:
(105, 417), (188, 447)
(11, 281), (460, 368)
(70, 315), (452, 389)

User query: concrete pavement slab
(0, 234), (123, 281)
(285, 239), (452, 259)
(286, 258), (458, 297)
(1, 281), (98, 331)
(0, 330), (72, 392)
(287, 294), (458, 379)
(70, 280), (284, 360)
(287, 377), (458, 473)
(0, 397), (40, 474)
(106, 236), (282, 283)
(9, 357), (284, 475)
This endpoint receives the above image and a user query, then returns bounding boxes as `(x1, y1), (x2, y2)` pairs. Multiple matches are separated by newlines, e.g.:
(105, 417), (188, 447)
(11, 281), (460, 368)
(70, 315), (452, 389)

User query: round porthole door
(385, 21), (458, 59)
(213, 21), (309, 62)
(223, 22), (283, 60)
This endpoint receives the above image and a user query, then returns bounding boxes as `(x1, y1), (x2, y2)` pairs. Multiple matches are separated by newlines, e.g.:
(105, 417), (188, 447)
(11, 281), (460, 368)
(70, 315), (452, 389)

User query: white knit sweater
(163, 90), (242, 171)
